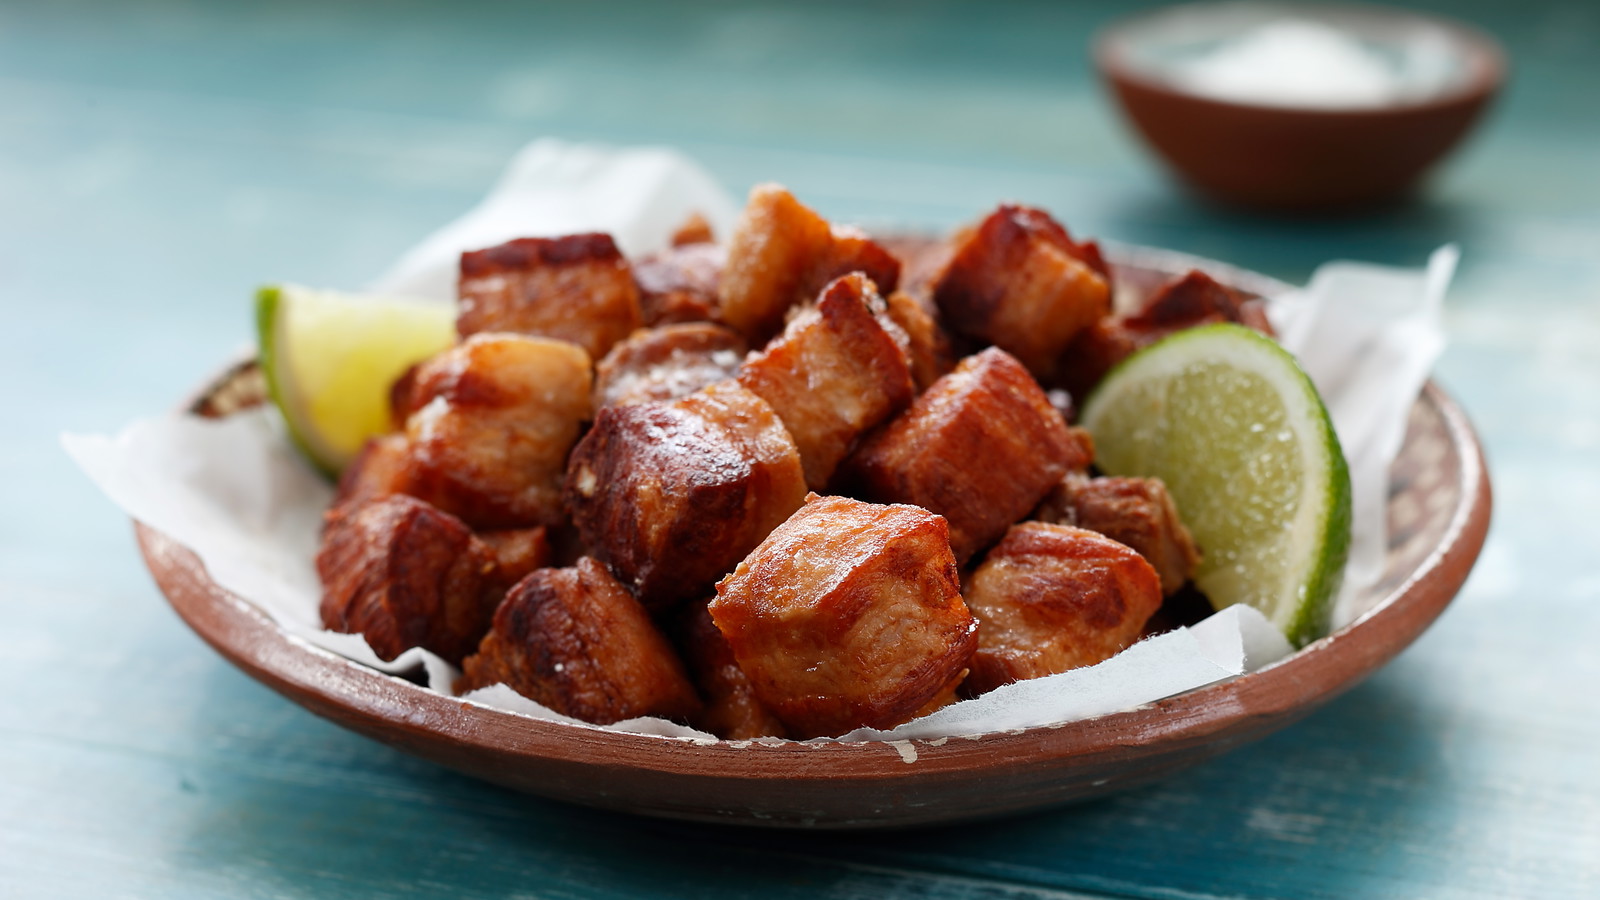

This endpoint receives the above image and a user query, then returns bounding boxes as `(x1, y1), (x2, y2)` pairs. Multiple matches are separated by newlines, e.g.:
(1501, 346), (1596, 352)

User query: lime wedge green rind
(254, 285), (336, 478)
(254, 284), (456, 480)
(1080, 323), (1352, 648)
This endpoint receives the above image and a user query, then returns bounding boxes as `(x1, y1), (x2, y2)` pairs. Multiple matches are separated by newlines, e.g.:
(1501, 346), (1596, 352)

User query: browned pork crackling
(393, 333), (591, 530)
(459, 558), (702, 725)
(632, 240), (725, 326)
(458, 233), (641, 360)
(962, 523), (1163, 696)
(318, 495), (509, 664)
(564, 380), (808, 611)
(314, 186), (1228, 738)
(933, 204), (1111, 378)
(1034, 473), (1201, 597)
(717, 184), (899, 343)
(737, 272), (915, 490)
(1055, 268), (1273, 399)
(592, 322), (747, 413)
(709, 494), (978, 739)
(839, 346), (1092, 564)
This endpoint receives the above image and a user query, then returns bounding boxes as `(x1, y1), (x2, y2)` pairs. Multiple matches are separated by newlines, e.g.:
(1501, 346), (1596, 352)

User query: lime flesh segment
(1079, 323), (1352, 647)
(256, 284), (455, 477)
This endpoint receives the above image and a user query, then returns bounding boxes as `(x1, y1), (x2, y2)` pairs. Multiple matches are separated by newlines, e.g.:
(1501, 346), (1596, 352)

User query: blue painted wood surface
(3, 1), (1598, 897)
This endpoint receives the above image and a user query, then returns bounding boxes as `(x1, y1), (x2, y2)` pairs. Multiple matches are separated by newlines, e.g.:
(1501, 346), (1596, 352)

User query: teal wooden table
(4, 1), (1597, 896)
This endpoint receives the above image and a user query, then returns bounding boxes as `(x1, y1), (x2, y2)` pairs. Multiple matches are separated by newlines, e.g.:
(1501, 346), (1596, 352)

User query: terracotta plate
(138, 244), (1491, 829)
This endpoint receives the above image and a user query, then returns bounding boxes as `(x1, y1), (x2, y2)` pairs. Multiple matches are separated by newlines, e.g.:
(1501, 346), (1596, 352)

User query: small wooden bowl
(138, 245), (1490, 829)
(1096, 4), (1504, 211)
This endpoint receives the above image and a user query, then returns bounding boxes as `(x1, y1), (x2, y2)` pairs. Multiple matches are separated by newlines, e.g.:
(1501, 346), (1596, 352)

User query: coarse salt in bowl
(1096, 2), (1505, 211)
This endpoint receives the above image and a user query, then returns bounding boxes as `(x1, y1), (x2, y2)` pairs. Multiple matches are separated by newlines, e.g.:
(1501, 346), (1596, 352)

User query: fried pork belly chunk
(458, 558), (702, 726)
(680, 601), (789, 740)
(317, 495), (505, 664)
(1057, 269), (1272, 399)
(457, 233), (642, 359)
(718, 185), (832, 341)
(933, 205), (1111, 376)
(401, 334), (591, 530)
(478, 527), (553, 587)
(328, 439), (554, 585)
(1035, 474), (1201, 596)
(670, 211), (715, 246)
(718, 184), (901, 342)
(963, 523), (1163, 696)
(593, 323), (747, 413)
(564, 380), (808, 611)
(1126, 269), (1258, 329)
(633, 242), (726, 326)
(884, 290), (957, 391)
(824, 225), (902, 298)
(709, 495), (977, 739)
(738, 273), (915, 489)
(840, 347), (1093, 563)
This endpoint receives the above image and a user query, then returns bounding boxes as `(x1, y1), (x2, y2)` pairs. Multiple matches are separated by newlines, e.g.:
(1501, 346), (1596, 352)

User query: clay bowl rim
(134, 244), (1492, 821)
(1093, 1), (1507, 121)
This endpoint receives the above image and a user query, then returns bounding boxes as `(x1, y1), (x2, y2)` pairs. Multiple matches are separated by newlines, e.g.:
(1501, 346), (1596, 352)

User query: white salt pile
(1170, 20), (1459, 109)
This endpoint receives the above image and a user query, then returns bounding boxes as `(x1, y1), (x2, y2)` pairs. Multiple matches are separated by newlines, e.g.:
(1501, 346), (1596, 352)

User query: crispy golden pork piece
(963, 523), (1163, 696)
(593, 323), (748, 413)
(933, 205), (1111, 377)
(456, 233), (642, 360)
(709, 495), (977, 739)
(680, 600), (789, 740)
(718, 184), (833, 341)
(670, 211), (715, 246)
(1035, 474), (1201, 596)
(840, 347), (1093, 563)
(738, 273), (915, 490)
(1056, 269), (1273, 399)
(823, 225), (902, 299)
(458, 558), (703, 726)
(564, 380), (808, 611)
(717, 185), (901, 342)
(328, 440), (553, 587)
(883, 290), (957, 391)
(633, 242), (726, 326)
(401, 334), (591, 530)
(478, 527), (553, 587)
(317, 495), (506, 664)
(1126, 268), (1257, 329)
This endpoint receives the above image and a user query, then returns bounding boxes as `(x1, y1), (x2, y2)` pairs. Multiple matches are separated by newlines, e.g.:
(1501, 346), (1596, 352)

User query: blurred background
(3, 1), (1597, 897)
(4, 0), (1595, 429)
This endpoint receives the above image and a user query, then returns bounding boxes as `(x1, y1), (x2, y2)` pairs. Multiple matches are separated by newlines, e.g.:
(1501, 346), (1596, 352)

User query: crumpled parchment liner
(63, 139), (1451, 745)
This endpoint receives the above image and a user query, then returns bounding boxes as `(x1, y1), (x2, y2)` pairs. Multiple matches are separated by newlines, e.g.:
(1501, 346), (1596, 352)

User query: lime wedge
(1079, 323), (1351, 647)
(256, 284), (455, 477)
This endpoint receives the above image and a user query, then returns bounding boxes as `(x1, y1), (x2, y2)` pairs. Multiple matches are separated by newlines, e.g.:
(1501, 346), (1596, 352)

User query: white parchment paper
(62, 139), (1451, 744)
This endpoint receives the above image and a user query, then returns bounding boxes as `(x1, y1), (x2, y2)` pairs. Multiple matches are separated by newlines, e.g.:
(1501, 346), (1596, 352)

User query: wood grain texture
(5, 0), (1600, 896)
